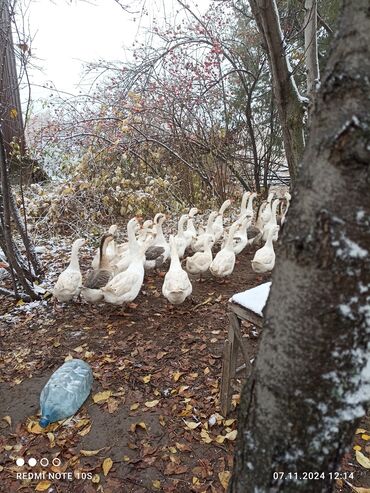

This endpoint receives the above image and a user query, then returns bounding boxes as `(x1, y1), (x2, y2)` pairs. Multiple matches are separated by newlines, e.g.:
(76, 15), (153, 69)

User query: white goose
(193, 211), (219, 252)
(91, 225), (117, 269)
(209, 221), (240, 278)
(239, 191), (251, 217)
(144, 213), (170, 270)
(262, 199), (280, 241)
(186, 235), (213, 281)
(260, 191), (276, 226)
(81, 234), (115, 303)
(183, 208), (198, 248)
(251, 224), (279, 273)
(53, 238), (85, 302)
(113, 217), (141, 273)
(162, 236), (192, 304)
(244, 192), (257, 221)
(137, 219), (154, 245)
(212, 199), (232, 242)
(281, 192), (291, 225)
(102, 237), (151, 305)
(174, 214), (189, 259)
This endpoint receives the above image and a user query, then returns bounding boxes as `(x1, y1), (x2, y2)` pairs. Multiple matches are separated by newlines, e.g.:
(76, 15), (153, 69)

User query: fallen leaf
(92, 473), (100, 483)
(130, 422), (147, 432)
(224, 419), (236, 427)
(172, 371), (184, 382)
(218, 471), (231, 490)
(184, 421), (201, 430)
(80, 449), (104, 457)
(102, 457), (113, 476)
(152, 480), (161, 490)
(78, 424), (92, 437)
(130, 403), (140, 411)
(225, 430), (237, 441)
(356, 428), (367, 434)
(107, 398), (120, 414)
(200, 429), (212, 444)
(355, 450), (370, 468)
(164, 462), (188, 475)
(93, 391), (112, 404)
(144, 400), (159, 408)
(362, 434), (370, 441)
(35, 481), (52, 491)
(349, 485), (370, 493)
(142, 374), (151, 383)
(354, 445), (362, 451)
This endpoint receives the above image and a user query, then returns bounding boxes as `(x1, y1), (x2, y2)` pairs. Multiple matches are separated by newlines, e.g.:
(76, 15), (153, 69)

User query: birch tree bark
(246, 0), (306, 185)
(229, 0), (370, 491)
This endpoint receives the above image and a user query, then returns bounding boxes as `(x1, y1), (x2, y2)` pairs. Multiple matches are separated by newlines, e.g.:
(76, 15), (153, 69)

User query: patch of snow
(335, 233), (367, 260)
(230, 282), (271, 316)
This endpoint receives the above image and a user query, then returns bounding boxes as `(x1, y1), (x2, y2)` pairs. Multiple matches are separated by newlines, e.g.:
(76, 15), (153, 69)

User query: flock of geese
(52, 190), (291, 306)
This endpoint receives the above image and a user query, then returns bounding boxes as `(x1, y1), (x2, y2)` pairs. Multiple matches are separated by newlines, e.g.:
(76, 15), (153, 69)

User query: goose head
(188, 207), (198, 217)
(219, 199), (232, 214)
(73, 238), (86, 249)
(108, 224), (118, 235)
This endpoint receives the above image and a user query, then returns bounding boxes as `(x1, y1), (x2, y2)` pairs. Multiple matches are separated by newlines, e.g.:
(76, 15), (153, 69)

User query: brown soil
(0, 246), (369, 493)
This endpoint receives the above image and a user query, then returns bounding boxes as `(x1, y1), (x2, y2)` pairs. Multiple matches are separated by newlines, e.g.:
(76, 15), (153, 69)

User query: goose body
(115, 218), (142, 273)
(145, 214), (170, 270)
(210, 222), (239, 278)
(102, 238), (150, 305)
(91, 225), (118, 269)
(53, 238), (85, 302)
(183, 208), (198, 248)
(81, 234), (115, 303)
(174, 214), (189, 259)
(251, 225), (279, 273)
(193, 211), (219, 252)
(185, 235), (213, 279)
(281, 192), (291, 225)
(260, 191), (276, 226)
(162, 236), (192, 304)
(262, 199), (280, 242)
(213, 199), (232, 241)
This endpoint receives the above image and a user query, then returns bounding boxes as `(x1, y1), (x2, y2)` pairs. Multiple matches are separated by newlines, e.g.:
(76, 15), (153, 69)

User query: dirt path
(0, 246), (369, 493)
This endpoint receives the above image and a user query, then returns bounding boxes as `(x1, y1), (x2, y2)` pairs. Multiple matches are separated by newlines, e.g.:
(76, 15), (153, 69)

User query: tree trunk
(247, 0), (306, 185)
(304, 0), (320, 118)
(229, 1), (370, 491)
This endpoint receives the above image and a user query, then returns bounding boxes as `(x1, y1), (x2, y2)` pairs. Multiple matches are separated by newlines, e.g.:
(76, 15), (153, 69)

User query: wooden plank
(229, 302), (263, 327)
(228, 312), (249, 368)
(220, 338), (233, 416)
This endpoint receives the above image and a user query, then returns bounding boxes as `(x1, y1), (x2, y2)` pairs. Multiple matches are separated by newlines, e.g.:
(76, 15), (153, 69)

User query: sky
(17, 0), (210, 105)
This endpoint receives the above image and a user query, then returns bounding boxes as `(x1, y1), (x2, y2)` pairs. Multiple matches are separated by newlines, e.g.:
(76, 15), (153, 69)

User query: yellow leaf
(355, 450), (370, 468)
(192, 476), (200, 485)
(200, 429), (212, 444)
(354, 445), (362, 451)
(78, 424), (92, 437)
(362, 434), (370, 441)
(168, 446), (177, 454)
(144, 400), (159, 408)
(80, 449), (104, 457)
(224, 419), (236, 426)
(218, 471), (231, 490)
(92, 473), (100, 483)
(225, 430), (237, 441)
(122, 455), (130, 462)
(35, 481), (52, 491)
(356, 428), (367, 434)
(142, 374), (151, 383)
(216, 435), (226, 444)
(184, 421), (201, 430)
(130, 403), (140, 411)
(73, 346), (84, 353)
(93, 391), (112, 404)
(64, 353), (73, 361)
(9, 108), (18, 119)
(130, 422), (147, 432)
(2, 416), (11, 426)
(47, 432), (55, 448)
(173, 371), (184, 382)
(102, 457), (113, 476)
(152, 480), (161, 490)
(27, 420), (44, 434)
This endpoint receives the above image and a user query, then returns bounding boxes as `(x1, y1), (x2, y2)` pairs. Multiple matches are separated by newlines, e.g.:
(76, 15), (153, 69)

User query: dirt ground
(0, 244), (369, 493)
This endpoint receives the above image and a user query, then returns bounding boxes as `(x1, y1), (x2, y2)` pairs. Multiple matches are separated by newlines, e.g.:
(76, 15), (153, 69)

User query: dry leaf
(142, 374), (151, 383)
(200, 429), (212, 444)
(356, 428), (367, 434)
(145, 400), (159, 408)
(93, 391), (112, 404)
(218, 471), (231, 490)
(152, 480), (161, 490)
(184, 421), (201, 430)
(354, 445), (362, 451)
(130, 403), (140, 411)
(107, 398), (120, 414)
(2, 416), (11, 426)
(362, 434), (370, 441)
(92, 473), (100, 483)
(78, 424), (92, 437)
(355, 450), (370, 468)
(349, 485), (370, 493)
(224, 419), (235, 426)
(173, 371), (184, 382)
(35, 481), (52, 491)
(102, 457), (113, 476)
(225, 430), (237, 441)
(130, 422), (147, 432)
(80, 449), (104, 457)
